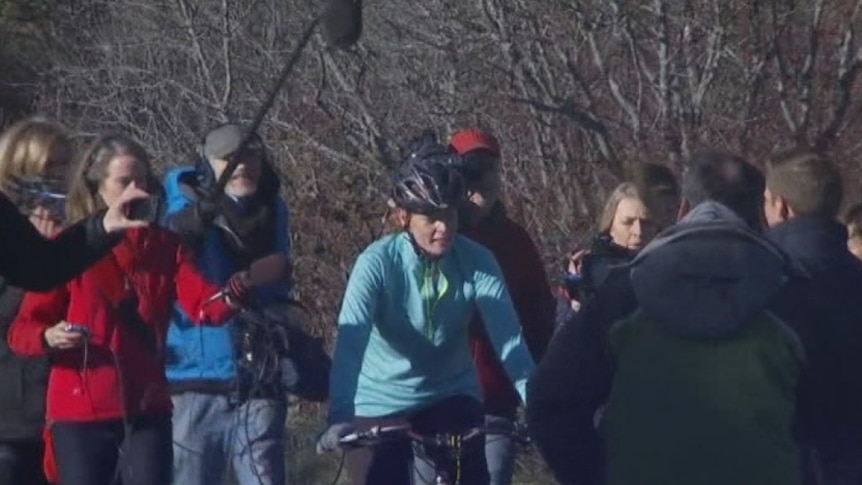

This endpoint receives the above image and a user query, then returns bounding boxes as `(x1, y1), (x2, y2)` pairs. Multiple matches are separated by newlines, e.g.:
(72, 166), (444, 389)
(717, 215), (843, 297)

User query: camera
(566, 234), (634, 303)
(127, 196), (162, 223)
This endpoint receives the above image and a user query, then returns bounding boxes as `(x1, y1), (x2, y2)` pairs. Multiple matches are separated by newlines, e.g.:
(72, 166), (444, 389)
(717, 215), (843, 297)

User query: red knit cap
(449, 129), (500, 156)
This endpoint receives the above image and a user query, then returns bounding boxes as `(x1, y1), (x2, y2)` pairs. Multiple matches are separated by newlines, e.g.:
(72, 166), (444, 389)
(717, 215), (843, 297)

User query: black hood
(628, 202), (792, 338)
(767, 217), (850, 275)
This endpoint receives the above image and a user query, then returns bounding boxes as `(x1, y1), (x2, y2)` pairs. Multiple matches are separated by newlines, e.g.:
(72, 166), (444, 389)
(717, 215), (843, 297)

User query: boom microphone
(322, 0), (363, 49)
(214, 0), (363, 196)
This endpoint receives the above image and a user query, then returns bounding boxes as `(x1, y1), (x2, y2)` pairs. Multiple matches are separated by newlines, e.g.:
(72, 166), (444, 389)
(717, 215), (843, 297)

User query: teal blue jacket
(328, 232), (535, 423)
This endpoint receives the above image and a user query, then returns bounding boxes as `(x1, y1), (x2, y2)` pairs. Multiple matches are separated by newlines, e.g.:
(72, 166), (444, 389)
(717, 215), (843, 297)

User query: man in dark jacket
(449, 128), (556, 485)
(763, 148), (862, 484)
(527, 151), (855, 485)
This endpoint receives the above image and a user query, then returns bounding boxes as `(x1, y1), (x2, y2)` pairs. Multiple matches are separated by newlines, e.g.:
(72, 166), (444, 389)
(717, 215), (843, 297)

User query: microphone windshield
(322, 0), (362, 49)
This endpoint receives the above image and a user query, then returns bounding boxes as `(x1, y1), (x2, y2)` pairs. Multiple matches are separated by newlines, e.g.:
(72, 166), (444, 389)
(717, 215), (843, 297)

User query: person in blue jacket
(316, 138), (535, 485)
(162, 123), (292, 485)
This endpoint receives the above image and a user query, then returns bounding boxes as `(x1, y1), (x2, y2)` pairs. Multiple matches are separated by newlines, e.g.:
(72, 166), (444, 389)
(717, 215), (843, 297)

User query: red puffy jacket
(462, 205), (556, 418)
(8, 227), (234, 423)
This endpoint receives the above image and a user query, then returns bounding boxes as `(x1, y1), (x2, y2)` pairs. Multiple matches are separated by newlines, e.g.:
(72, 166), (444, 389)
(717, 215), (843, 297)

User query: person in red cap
(448, 128), (555, 485)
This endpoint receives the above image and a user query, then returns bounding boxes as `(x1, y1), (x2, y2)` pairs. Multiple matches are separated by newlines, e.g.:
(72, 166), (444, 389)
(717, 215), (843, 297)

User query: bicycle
(331, 423), (531, 485)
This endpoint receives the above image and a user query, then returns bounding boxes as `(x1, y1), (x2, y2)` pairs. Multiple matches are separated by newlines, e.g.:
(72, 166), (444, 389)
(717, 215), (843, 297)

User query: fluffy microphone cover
(248, 253), (291, 286)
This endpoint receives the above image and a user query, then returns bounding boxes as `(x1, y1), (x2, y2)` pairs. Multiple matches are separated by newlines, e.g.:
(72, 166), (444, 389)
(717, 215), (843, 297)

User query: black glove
(225, 271), (251, 303)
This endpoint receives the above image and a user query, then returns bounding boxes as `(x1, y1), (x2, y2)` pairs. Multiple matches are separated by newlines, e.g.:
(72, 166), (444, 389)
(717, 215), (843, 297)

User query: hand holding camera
(102, 183), (153, 233)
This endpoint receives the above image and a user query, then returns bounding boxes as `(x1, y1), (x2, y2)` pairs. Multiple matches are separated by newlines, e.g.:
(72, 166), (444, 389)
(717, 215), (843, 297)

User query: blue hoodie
(328, 232), (535, 423)
(162, 166), (290, 388)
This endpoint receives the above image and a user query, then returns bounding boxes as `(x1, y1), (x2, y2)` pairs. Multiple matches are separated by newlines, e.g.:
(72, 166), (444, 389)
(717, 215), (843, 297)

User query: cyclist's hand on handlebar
(316, 422), (355, 454)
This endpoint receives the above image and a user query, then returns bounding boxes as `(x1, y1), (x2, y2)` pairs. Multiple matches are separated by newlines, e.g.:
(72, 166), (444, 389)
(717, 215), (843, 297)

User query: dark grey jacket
(0, 278), (48, 441)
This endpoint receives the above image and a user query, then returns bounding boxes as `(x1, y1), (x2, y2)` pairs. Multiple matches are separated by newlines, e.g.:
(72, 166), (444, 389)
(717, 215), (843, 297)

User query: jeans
(0, 440), (49, 485)
(484, 414), (516, 485)
(171, 393), (287, 485)
(346, 395), (489, 485)
(51, 415), (172, 485)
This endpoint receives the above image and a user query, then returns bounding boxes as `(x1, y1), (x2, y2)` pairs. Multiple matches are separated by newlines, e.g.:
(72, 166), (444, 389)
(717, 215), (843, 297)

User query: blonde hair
(0, 117), (72, 197)
(67, 133), (160, 223)
(597, 182), (645, 233)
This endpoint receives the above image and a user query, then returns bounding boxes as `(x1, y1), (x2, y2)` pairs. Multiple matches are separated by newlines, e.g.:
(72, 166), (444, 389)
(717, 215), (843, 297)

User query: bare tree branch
(818, 0), (862, 148)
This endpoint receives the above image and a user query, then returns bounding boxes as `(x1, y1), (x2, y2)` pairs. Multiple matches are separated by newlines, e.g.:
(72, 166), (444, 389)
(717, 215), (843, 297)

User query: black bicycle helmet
(391, 134), (465, 214)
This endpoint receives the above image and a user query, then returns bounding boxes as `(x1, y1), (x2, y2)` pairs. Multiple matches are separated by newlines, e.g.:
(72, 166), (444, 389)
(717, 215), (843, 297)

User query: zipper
(421, 260), (449, 339)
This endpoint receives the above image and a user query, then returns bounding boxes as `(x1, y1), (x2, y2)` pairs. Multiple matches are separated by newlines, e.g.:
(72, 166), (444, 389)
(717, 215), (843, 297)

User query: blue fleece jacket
(162, 166), (290, 386)
(328, 232), (535, 423)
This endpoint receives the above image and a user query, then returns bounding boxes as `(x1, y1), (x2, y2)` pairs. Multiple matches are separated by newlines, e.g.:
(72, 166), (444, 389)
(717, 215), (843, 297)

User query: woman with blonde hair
(0, 120), (151, 291)
(0, 117), (72, 485)
(595, 182), (655, 252)
(6, 133), (272, 485)
(558, 182), (656, 321)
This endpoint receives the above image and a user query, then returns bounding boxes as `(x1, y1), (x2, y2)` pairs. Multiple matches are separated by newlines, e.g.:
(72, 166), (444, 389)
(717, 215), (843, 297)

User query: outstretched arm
(0, 195), (120, 291)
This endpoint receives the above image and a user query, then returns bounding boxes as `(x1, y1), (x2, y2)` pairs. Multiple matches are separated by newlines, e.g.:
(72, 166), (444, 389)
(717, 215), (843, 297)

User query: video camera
(564, 233), (635, 304)
(5, 175), (67, 221)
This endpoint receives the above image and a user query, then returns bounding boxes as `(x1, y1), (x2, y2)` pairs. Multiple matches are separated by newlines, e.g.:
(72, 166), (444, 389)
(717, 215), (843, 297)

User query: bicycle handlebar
(338, 423), (531, 449)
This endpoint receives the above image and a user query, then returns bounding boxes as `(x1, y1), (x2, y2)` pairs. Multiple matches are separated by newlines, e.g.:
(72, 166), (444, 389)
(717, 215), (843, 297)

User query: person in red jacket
(448, 128), (555, 485)
(6, 134), (260, 485)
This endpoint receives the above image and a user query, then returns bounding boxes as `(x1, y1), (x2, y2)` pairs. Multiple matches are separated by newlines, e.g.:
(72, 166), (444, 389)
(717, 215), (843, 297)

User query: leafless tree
(7, 0), (862, 344)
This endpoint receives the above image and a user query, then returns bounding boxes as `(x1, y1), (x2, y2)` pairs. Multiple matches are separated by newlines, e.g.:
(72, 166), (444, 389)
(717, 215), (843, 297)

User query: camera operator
(556, 182), (654, 327)
(163, 123), (293, 485)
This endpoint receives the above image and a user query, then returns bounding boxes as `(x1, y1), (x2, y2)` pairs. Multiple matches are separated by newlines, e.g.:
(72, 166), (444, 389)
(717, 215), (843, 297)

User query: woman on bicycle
(317, 139), (535, 485)
(6, 134), (253, 485)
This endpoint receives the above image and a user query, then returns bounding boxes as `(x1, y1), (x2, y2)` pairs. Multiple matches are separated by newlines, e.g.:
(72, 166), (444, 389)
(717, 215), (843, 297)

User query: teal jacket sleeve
(328, 249), (383, 424)
(471, 247), (535, 404)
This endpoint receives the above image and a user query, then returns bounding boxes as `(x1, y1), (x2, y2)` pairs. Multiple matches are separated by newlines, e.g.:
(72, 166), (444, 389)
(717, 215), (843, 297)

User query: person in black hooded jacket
(0, 117), (75, 485)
